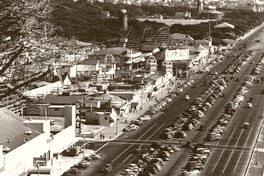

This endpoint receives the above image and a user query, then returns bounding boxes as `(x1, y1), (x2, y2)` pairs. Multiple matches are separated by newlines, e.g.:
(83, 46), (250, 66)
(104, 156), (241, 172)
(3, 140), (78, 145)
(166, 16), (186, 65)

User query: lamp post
(83, 134), (86, 159)
(116, 118), (119, 135)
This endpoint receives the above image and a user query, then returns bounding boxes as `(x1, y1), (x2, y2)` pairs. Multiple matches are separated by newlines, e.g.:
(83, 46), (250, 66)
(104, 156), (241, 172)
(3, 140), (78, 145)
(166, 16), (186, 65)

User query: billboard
(33, 157), (47, 166)
(165, 49), (189, 61)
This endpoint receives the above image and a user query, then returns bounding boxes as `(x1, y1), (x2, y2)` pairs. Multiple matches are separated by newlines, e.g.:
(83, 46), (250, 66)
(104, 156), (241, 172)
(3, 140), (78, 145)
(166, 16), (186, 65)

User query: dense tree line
(171, 10), (264, 45)
(50, 1), (264, 46)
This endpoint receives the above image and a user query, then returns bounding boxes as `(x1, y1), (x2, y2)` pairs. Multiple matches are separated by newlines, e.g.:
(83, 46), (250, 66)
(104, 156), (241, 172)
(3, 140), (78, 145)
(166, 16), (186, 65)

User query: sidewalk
(52, 75), (204, 176)
(30, 149), (95, 176)
(91, 81), (177, 141)
(49, 149), (94, 176)
(88, 75), (202, 142)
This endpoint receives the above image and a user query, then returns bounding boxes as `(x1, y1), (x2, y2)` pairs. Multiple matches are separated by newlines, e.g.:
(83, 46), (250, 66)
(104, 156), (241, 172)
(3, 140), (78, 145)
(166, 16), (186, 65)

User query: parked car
(139, 115), (151, 121)
(247, 102), (252, 108)
(90, 153), (101, 160)
(185, 95), (190, 100)
(102, 163), (113, 173)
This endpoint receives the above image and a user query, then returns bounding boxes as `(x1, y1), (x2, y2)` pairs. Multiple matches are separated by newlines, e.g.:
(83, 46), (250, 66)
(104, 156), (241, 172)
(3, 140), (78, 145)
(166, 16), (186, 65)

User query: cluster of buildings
(87, 0), (264, 12)
(0, 5), (219, 175)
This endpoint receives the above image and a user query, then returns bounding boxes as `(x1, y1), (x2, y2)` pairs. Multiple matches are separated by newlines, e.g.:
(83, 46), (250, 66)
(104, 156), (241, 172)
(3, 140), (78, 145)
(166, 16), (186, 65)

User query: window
(54, 108), (60, 111)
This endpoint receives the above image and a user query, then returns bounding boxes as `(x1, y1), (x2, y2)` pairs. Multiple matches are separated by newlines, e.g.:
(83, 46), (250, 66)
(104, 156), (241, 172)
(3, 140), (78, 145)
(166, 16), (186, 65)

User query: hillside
(171, 10), (264, 45)
(2, 1), (264, 47)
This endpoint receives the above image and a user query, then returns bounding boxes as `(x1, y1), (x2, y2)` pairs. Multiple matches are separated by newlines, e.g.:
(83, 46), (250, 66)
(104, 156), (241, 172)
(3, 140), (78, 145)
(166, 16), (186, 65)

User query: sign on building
(165, 49), (189, 61)
(33, 157), (47, 166)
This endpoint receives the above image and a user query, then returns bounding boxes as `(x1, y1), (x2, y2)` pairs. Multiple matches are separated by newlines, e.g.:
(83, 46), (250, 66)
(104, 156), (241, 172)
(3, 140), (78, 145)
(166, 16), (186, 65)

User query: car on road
(139, 115), (151, 121)
(243, 122), (250, 129)
(102, 163), (112, 173)
(90, 153), (101, 160)
(127, 124), (139, 131)
(247, 102), (252, 108)
(185, 95), (190, 100)
(79, 160), (90, 168)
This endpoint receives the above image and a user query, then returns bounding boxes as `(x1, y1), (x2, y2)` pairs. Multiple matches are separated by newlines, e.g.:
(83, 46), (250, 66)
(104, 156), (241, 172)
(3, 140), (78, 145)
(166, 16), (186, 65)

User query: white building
(0, 105), (76, 176)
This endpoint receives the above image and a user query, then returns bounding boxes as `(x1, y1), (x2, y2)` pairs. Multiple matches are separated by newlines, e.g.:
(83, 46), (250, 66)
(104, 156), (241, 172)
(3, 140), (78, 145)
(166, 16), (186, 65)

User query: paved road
(201, 32), (264, 176)
(77, 25), (264, 176)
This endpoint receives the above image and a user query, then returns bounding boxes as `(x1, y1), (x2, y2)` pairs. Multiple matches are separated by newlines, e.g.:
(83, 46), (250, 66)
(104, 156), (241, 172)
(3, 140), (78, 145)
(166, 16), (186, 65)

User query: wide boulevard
(79, 25), (264, 176)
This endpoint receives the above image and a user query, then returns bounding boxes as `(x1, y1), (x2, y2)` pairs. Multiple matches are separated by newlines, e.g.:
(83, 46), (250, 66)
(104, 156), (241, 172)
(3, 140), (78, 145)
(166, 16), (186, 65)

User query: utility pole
(116, 119), (119, 135)
(83, 134), (86, 159)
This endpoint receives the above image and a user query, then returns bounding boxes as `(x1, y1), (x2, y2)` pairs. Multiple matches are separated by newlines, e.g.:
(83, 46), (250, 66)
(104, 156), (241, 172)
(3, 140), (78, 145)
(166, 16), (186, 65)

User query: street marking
(138, 122), (158, 140)
(96, 142), (110, 153)
(211, 128), (237, 173)
(222, 129), (244, 173)
(244, 127), (253, 147)
(211, 150), (224, 173)
(208, 148), (250, 152)
(112, 122), (158, 163)
(122, 153), (133, 163)
(147, 123), (166, 140)
(232, 151), (244, 174)
(111, 143), (133, 163)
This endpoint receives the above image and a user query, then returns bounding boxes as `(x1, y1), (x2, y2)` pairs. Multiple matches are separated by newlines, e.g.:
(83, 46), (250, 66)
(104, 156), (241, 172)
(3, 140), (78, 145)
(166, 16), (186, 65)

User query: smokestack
(120, 9), (128, 32)
(197, 0), (204, 14)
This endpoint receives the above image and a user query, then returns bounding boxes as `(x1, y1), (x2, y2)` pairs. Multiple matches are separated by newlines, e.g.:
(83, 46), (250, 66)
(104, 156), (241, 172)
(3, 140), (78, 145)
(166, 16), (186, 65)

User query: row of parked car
(123, 96), (174, 133)
(252, 64), (262, 75)
(251, 57), (264, 75)
(122, 83), (183, 133)
(160, 75), (232, 141)
(206, 76), (256, 142)
(62, 153), (101, 176)
(118, 143), (180, 176)
(149, 96), (173, 115)
(225, 76), (255, 116)
(181, 144), (211, 176)
(225, 50), (255, 74)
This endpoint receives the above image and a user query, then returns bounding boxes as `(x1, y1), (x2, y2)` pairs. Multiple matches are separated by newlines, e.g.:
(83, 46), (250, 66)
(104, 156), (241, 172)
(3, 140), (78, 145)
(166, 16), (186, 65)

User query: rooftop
(78, 59), (99, 65)
(42, 94), (84, 105)
(214, 22), (235, 29)
(0, 108), (41, 152)
(92, 47), (129, 56)
(170, 33), (194, 40)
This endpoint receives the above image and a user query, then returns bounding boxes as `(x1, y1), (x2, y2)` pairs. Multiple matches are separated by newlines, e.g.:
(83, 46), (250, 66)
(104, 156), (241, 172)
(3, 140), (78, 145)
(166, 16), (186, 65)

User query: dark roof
(0, 108), (41, 151)
(92, 47), (128, 56)
(42, 95), (84, 105)
(78, 59), (99, 65)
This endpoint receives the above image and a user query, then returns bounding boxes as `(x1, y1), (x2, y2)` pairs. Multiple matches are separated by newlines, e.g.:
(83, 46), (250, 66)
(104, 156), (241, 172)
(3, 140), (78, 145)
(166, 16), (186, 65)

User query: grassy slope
(49, 2), (264, 46)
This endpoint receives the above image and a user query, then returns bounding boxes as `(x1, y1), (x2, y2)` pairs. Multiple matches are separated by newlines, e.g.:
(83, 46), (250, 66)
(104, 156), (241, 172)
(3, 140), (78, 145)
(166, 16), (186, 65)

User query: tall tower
(146, 56), (157, 75)
(119, 9), (128, 33)
(197, 0), (204, 14)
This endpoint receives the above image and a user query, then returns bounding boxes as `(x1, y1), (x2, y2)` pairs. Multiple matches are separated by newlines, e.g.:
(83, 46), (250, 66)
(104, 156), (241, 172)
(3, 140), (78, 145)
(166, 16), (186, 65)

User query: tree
(0, 0), (54, 98)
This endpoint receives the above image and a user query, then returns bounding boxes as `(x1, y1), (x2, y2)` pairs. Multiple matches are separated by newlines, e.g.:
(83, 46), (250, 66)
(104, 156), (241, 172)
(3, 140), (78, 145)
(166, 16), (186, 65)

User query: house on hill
(168, 33), (195, 47)
(214, 22), (235, 29)
(76, 59), (100, 81)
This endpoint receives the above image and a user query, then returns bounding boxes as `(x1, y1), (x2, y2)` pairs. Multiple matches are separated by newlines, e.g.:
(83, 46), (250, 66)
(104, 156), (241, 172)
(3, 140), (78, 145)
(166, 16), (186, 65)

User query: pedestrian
(102, 134), (105, 139)
(100, 133), (103, 139)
